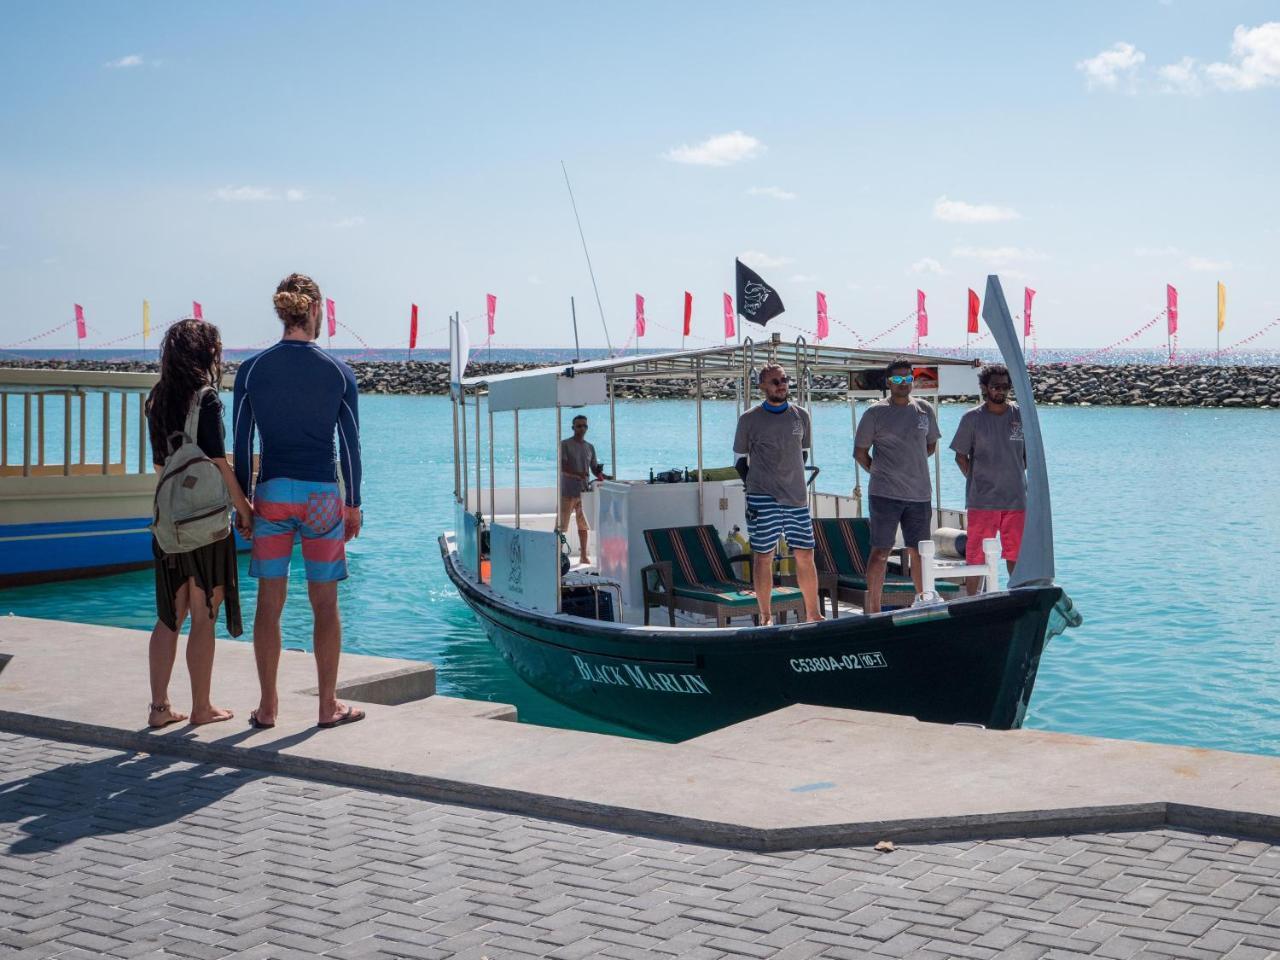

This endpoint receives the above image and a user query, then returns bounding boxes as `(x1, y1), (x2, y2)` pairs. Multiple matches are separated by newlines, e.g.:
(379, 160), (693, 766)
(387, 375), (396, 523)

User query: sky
(1, 1), (1278, 352)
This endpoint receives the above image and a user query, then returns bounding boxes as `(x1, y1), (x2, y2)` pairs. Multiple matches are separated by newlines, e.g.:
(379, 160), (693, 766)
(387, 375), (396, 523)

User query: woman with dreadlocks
(144, 317), (253, 728)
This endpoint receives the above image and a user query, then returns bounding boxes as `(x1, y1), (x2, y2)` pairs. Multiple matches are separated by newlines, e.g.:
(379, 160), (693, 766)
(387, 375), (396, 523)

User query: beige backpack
(151, 388), (232, 554)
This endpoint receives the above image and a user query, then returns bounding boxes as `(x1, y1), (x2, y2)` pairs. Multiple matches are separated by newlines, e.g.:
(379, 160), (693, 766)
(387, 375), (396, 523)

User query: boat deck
(2, 616), (1276, 850)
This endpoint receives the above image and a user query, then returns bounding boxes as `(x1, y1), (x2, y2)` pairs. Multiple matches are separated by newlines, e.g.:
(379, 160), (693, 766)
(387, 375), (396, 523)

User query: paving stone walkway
(1, 731), (1278, 960)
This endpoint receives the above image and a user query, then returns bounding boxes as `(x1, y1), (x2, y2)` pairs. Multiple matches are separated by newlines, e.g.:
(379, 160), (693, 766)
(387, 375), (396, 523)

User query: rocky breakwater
(1030, 364), (1280, 408)
(2, 359), (1278, 407)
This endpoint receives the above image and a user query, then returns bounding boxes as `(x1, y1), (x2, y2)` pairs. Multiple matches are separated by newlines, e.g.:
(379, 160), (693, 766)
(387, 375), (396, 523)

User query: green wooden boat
(440, 276), (1081, 741)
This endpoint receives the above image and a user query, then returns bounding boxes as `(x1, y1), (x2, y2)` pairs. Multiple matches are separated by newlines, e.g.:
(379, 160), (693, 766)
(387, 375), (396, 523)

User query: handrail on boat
(0, 367), (155, 479)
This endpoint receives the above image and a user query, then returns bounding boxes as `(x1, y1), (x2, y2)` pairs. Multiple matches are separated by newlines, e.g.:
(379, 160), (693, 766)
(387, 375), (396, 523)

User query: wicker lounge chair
(641, 525), (806, 627)
(812, 517), (962, 611)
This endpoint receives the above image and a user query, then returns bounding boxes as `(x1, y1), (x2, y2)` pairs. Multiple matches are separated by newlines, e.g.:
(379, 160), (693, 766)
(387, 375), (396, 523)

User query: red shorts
(966, 509), (1025, 564)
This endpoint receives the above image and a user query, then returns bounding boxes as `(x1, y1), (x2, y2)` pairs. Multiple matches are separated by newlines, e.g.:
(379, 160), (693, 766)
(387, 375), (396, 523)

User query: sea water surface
(3, 396), (1278, 755)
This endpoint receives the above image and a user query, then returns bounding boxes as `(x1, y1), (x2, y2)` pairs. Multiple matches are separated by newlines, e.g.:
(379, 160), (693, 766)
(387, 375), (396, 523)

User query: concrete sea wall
(3, 359), (1278, 408)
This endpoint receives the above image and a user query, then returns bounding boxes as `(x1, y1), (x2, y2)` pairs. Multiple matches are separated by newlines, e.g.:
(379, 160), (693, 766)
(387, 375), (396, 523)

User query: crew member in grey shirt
(560, 415), (608, 565)
(853, 356), (940, 613)
(732, 362), (822, 624)
(950, 362), (1026, 594)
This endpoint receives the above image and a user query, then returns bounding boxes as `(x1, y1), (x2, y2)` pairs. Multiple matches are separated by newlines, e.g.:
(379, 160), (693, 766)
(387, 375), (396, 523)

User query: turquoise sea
(3, 394), (1278, 756)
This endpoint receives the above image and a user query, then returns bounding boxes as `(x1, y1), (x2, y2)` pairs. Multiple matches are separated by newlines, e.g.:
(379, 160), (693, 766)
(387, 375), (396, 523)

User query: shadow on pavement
(0, 747), (263, 856)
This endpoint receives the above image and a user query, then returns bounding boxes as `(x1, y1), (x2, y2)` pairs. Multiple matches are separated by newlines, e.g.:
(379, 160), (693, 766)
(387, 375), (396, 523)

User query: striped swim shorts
(249, 478), (349, 582)
(745, 493), (815, 553)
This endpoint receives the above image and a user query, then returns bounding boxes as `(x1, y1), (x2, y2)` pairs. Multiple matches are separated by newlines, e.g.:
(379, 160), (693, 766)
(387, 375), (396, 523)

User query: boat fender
(933, 526), (968, 560)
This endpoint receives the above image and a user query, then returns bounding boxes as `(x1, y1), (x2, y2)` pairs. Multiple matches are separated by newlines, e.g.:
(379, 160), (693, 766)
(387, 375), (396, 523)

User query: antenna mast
(561, 161), (613, 352)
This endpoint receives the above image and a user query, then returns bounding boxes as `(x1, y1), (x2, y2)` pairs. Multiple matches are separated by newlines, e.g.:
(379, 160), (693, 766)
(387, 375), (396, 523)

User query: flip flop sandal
(249, 710), (275, 730)
(317, 706), (365, 729)
(148, 703), (184, 729)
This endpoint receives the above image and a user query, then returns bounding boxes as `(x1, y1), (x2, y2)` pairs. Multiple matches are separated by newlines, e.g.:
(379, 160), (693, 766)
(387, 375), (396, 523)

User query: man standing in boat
(854, 357), (941, 613)
(950, 363), (1026, 594)
(560, 415), (609, 566)
(733, 363), (822, 624)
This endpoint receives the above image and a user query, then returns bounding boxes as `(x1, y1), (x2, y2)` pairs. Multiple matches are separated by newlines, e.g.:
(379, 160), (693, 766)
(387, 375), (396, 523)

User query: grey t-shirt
(732, 404), (812, 507)
(560, 437), (601, 497)
(949, 403), (1026, 510)
(854, 397), (940, 502)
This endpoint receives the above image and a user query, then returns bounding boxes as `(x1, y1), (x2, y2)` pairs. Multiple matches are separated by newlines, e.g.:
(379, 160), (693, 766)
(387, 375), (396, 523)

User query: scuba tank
(723, 525), (750, 557)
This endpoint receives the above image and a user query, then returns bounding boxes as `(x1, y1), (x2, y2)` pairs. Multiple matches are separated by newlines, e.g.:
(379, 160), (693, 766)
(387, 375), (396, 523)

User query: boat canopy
(462, 336), (981, 411)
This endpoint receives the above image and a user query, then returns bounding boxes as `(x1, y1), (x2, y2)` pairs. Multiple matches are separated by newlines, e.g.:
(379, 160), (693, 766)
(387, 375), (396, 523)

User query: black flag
(735, 258), (785, 326)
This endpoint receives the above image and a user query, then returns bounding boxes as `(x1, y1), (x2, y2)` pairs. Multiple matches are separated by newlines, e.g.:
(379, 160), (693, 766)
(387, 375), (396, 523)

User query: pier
(3, 616), (1278, 958)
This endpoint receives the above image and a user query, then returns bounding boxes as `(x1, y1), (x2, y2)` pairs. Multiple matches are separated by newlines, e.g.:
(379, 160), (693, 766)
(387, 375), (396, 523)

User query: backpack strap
(177, 387), (212, 453)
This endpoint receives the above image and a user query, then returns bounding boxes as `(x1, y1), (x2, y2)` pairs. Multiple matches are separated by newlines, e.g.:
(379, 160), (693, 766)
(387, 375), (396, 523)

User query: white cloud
(105, 54), (144, 69)
(333, 216), (365, 228)
(952, 245), (1049, 265)
(747, 185), (796, 201)
(1187, 256), (1232, 272)
(1205, 22), (1280, 90)
(1076, 41), (1146, 91)
(1134, 245), (1182, 257)
(909, 258), (947, 275)
(213, 185), (276, 202)
(664, 131), (764, 166)
(933, 195), (1021, 223)
(527, 274), (543, 285)
(739, 251), (793, 270)
(285, 188), (308, 202)
(788, 274), (817, 284)
(1158, 57), (1203, 94)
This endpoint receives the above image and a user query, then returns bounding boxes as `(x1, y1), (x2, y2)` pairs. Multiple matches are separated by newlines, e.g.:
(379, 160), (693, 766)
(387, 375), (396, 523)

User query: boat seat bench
(641, 525), (806, 627)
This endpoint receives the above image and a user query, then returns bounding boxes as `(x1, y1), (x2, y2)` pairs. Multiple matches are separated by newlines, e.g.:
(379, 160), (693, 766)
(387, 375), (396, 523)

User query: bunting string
(1066, 311), (1164, 364)
(0, 320), (72, 349)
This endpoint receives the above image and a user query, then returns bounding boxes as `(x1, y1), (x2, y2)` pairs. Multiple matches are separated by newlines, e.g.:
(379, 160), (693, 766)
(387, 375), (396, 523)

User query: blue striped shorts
(745, 493), (815, 553)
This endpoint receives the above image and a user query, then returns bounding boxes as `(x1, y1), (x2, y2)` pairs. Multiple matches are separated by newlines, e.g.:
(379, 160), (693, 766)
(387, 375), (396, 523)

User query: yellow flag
(1217, 282), (1226, 332)
(143, 299), (151, 339)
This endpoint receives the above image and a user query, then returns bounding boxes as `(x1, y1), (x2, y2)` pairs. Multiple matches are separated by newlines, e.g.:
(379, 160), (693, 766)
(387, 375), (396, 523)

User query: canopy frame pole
(554, 403), (562, 613)
(513, 410), (521, 528)
(695, 363), (704, 525)
(459, 384), (469, 511)
(608, 377), (617, 478)
(488, 401), (495, 528)
(474, 385), (482, 517)
(451, 316), (461, 503)
(931, 396), (942, 519)
(850, 389), (862, 518)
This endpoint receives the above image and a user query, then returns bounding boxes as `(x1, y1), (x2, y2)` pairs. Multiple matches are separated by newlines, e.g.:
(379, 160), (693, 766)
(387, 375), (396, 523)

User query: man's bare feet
(189, 706), (234, 725)
(148, 703), (188, 729)
(759, 615), (774, 627)
(805, 614), (827, 624)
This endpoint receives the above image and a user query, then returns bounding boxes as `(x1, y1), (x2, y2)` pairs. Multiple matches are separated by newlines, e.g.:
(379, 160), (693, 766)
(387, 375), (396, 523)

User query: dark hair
(978, 362), (1011, 387)
(273, 272), (321, 332)
(885, 356), (914, 377)
(572, 415), (588, 425)
(758, 362), (787, 384)
(146, 319), (223, 452)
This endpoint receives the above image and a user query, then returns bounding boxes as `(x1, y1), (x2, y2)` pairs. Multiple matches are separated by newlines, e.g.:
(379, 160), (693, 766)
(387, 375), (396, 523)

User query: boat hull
(439, 537), (1076, 741)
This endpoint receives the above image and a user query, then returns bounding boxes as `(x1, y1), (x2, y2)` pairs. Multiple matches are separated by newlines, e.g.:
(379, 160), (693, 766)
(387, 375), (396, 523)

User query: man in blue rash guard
(233, 272), (365, 730)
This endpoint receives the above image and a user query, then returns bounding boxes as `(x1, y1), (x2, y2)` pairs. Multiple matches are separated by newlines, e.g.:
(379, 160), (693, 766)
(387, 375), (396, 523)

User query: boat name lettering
(789, 652), (888, 673)
(572, 656), (710, 695)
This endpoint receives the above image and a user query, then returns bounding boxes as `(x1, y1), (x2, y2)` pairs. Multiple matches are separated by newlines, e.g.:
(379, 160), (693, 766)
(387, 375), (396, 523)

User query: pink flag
(74, 304), (86, 340)
(635, 294), (646, 338)
(326, 298), (336, 337)
(486, 294), (497, 337)
(816, 291), (829, 340)
(409, 304), (419, 349)
(1024, 287), (1036, 337)
(1166, 284), (1178, 335)
(723, 293), (734, 339)
(916, 289), (928, 337)
(192, 301), (203, 320)
(682, 291), (693, 337)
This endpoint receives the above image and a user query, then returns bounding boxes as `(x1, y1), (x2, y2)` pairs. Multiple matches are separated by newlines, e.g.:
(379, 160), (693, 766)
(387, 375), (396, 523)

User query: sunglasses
(888, 374), (915, 385)
(764, 377), (790, 385)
